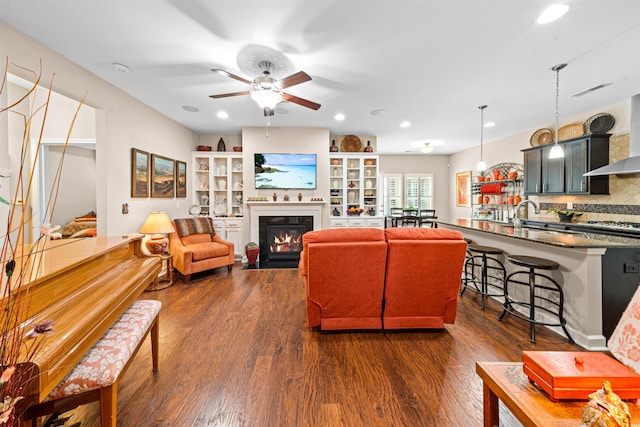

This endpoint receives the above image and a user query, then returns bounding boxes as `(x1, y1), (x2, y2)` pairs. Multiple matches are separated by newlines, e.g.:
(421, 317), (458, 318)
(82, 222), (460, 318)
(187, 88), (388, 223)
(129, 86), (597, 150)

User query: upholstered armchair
(383, 228), (467, 329)
(169, 217), (234, 282)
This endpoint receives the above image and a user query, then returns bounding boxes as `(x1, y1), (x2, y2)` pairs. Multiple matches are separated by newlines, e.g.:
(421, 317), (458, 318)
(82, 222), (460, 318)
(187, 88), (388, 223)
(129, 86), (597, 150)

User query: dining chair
(389, 207), (403, 227)
(418, 209), (438, 228)
(401, 209), (418, 227)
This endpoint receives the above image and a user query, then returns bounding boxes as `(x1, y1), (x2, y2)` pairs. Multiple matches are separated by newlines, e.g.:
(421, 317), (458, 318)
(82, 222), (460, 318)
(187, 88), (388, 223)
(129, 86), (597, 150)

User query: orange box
(522, 351), (640, 402)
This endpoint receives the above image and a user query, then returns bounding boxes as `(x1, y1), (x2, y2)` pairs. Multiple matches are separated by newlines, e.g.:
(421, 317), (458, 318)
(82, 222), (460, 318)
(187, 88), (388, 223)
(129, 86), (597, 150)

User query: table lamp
(139, 212), (175, 254)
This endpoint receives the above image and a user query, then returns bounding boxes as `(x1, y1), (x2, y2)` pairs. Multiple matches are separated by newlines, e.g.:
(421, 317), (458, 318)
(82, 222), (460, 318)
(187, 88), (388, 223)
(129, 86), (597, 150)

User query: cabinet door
(224, 221), (243, 260)
(565, 139), (588, 193)
(541, 145), (564, 193)
(523, 150), (541, 194)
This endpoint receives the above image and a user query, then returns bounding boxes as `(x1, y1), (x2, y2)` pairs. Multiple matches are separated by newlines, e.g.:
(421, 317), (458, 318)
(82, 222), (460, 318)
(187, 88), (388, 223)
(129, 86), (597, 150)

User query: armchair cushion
(190, 241), (231, 261)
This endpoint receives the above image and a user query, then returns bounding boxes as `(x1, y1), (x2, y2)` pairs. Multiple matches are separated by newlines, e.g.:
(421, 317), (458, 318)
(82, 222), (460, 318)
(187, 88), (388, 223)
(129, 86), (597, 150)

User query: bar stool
(498, 255), (573, 344)
(460, 245), (506, 310)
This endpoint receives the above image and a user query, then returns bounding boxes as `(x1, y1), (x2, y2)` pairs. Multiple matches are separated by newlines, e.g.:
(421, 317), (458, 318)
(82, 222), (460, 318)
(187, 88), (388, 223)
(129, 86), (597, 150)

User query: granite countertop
(438, 219), (640, 248)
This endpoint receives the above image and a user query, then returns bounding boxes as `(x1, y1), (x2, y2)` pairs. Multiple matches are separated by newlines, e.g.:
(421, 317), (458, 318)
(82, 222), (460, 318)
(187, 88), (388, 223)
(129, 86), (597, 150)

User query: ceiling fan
(210, 61), (321, 116)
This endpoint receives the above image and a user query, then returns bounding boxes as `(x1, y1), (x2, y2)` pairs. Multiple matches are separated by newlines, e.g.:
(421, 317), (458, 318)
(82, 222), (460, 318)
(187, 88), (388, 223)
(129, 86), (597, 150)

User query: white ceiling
(1, 0), (638, 154)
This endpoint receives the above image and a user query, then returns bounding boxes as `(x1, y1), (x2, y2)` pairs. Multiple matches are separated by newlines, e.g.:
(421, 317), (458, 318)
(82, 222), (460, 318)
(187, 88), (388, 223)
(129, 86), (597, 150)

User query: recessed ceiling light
(484, 121), (495, 128)
(536, 4), (570, 24)
(182, 105), (199, 113)
(112, 62), (130, 73)
(334, 113), (345, 121)
(400, 121), (411, 128)
(370, 109), (386, 116)
(216, 111), (229, 119)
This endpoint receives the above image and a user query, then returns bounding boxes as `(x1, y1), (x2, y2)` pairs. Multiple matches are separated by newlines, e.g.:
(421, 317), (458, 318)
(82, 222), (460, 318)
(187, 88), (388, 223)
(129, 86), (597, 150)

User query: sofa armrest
(169, 231), (193, 274)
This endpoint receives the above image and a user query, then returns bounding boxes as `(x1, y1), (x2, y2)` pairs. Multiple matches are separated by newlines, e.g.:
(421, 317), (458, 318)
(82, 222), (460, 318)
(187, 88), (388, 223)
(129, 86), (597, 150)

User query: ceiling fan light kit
(210, 60), (320, 117)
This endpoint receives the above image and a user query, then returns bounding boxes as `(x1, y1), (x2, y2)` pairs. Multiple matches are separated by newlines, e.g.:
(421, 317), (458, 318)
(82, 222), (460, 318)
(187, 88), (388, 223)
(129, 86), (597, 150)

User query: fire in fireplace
(258, 215), (313, 268)
(269, 228), (304, 253)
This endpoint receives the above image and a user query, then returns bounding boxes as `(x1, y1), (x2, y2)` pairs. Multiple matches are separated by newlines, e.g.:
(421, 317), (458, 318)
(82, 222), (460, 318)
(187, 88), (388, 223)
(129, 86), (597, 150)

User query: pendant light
(476, 105), (488, 172)
(549, 63), (567, 159)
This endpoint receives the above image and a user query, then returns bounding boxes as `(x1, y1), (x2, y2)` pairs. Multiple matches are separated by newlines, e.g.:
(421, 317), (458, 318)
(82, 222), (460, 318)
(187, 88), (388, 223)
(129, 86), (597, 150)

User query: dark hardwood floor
(59, 264), (581, 426)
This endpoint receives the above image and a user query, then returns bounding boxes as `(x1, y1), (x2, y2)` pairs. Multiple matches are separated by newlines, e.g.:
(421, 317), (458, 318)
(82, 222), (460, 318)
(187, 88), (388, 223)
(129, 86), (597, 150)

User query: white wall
(0, 21), (198, 237)
(378, 154), (451, 220)
(447, 100), (632, 221)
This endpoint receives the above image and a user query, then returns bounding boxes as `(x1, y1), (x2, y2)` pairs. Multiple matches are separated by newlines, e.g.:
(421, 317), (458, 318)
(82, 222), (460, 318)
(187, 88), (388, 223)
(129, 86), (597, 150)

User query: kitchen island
(439, 219), (640, 350)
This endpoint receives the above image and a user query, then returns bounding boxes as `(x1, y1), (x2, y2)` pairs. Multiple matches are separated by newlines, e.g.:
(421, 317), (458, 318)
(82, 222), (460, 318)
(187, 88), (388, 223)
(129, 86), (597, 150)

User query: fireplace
(258, 215), (313, 268)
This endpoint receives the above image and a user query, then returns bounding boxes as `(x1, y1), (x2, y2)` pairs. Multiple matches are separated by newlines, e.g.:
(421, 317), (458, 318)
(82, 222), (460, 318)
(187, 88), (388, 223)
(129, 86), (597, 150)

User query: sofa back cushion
(383, 227), (467, 328)
(303, 227), (385, 245)
(384, 227), (463, 241)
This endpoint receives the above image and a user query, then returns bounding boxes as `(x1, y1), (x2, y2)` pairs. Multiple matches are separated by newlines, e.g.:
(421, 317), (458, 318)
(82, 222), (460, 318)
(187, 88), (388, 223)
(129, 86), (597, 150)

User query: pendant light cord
(552, 63), (567, 144)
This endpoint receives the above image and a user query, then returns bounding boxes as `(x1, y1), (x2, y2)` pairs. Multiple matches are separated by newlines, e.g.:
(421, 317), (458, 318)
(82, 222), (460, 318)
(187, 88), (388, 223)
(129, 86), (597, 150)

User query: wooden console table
(476, 361), (640, 427)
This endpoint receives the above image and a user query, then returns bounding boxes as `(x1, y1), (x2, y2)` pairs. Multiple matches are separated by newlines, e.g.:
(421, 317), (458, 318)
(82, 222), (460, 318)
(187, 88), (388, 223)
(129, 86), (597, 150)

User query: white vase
(217, 179), (227, 190)
(365, 180), (372, 189)
(219, 165), (227, 175)
(347, 190), (356, 204)
(332, 179), (339, 188)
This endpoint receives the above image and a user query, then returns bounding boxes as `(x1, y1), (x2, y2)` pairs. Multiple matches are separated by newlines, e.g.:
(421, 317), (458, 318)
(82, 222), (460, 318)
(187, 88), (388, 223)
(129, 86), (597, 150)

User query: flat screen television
(254, 153), (317, 189)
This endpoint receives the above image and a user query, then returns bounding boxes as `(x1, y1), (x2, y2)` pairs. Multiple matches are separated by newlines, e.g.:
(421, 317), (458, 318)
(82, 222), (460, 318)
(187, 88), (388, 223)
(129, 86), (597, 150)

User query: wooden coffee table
(476, 361), (640, 427)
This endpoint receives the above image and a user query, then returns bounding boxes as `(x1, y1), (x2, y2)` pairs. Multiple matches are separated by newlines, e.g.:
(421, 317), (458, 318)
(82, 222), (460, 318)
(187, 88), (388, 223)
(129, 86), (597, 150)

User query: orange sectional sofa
(299, 227), (467, 330)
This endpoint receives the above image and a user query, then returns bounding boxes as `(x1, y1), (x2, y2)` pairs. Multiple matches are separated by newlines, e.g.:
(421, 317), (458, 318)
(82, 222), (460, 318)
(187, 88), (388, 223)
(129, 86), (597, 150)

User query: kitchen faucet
(513, 200), (539, 230)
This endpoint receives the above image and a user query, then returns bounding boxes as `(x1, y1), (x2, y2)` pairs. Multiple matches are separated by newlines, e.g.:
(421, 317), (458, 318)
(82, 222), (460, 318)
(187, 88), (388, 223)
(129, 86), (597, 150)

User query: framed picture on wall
(131, 148), (150, 198)
(175, 160), (187, 198)
(456, 171), (471, 207)
(151, 154), (175, 198)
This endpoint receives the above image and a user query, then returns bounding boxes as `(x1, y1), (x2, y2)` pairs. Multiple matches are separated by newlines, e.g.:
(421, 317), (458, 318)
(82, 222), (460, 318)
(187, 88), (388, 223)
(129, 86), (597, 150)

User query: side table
(146, 254), (174, 291)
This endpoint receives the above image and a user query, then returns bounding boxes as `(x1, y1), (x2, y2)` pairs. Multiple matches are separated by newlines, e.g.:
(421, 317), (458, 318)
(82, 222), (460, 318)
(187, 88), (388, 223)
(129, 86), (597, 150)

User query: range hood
(584, 93), (640, 176)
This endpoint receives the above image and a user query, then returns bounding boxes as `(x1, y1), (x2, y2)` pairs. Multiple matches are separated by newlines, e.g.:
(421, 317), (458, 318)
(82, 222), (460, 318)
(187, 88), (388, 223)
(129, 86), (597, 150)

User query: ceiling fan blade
(209, 91), (251, 99)
(277, 71), (311, 89)
(211, 69), (253, 85)
(263, 107), (275, 117)
(281, 93), (321, 110)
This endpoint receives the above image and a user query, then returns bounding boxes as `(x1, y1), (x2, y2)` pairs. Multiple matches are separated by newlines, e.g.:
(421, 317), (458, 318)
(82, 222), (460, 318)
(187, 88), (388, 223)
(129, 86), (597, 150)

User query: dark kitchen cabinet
(541, 144), (565, 193)
(564, 134), (610, 194)
(522, 134), (609, 195)
(522, 145), (564, 194)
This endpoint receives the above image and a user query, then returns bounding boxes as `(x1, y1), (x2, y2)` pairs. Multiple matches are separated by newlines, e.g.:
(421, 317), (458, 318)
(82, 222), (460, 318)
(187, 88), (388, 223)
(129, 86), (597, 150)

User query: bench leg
(152, 317), (159, 371)
(99, 384), (117, 427)
(227, 264), (233, 272)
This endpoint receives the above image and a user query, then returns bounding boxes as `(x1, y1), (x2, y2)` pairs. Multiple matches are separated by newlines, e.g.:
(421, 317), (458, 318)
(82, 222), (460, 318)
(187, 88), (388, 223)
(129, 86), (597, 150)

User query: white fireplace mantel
(248, 202), (325, 244)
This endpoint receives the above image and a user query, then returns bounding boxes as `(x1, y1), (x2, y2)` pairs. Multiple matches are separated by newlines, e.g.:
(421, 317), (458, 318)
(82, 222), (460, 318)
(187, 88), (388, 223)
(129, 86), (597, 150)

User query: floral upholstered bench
(23, 300), (162, 427)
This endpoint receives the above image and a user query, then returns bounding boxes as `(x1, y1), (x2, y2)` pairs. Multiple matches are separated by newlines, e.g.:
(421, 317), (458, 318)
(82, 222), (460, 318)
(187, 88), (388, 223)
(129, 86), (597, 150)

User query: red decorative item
(522, 351), (640, 402)
(480, 183), (506, 194)
(492, 170), (501, 181)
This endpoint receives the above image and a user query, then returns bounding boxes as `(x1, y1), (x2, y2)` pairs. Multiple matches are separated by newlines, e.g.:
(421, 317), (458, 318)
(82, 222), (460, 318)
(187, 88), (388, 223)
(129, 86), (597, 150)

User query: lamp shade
(139, 212), (175, 235)
(250, 89), (282, 109)
(139, 212), (174, 255)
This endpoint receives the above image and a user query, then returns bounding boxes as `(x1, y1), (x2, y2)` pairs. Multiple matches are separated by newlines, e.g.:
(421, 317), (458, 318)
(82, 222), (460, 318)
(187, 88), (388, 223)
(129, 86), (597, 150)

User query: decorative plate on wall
(558, 122), (585, 141)
(530, 128), (553, 147)
(585, 113), (615, 134)
(340, 135), (363, 152)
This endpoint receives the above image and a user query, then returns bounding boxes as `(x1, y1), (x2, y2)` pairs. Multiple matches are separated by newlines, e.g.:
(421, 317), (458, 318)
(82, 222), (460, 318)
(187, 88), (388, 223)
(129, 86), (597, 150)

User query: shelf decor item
(340, 135), (363, 152)
(585, 112), (615, 135)
(217, 137), (226, 152)
(364, 140), (373, 152)
(347, 206), (364, 216)
(530, 128), (554, 147)
(330, 139), (339, 152)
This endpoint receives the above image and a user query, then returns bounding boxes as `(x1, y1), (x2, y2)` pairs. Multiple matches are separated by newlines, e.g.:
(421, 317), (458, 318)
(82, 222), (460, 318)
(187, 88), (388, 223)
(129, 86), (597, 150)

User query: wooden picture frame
(456, 171), (471, 207)
(131, 148), (150, 198)
(151, 154), (175, 198)
(175, 160), (187, 198)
